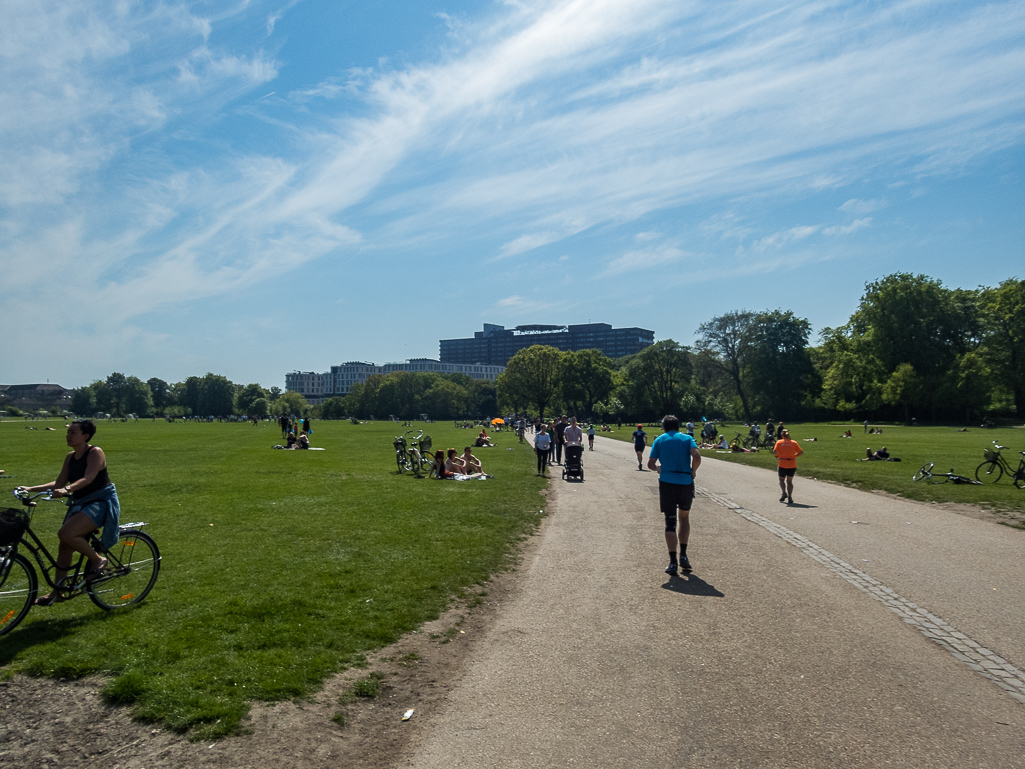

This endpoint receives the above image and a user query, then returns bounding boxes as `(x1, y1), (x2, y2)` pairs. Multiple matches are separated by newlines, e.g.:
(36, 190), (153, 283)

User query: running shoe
(779, 493), (787, 502)
(680, 554), (692, 572)
(664, 561), (678, 576)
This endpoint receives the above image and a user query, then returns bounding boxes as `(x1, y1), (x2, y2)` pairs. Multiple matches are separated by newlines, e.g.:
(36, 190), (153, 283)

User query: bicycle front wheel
(0, 551), (37, 636)
(974, 461), (1003, 484)
(88, 531), (160, 610)
(913, 463), (934, 482)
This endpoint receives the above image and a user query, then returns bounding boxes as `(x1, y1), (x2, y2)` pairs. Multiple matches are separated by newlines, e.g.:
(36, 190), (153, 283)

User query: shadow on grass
(660, 573), (724, 597)
(0, 614), (93, 669)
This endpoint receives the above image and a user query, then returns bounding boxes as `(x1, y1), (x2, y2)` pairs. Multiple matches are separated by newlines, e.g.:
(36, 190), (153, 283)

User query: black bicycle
(406, 430), (435, 478)
(912, 463), (982, 485)
(974, 441), (1025, 487)
(1, 490), (161, 636)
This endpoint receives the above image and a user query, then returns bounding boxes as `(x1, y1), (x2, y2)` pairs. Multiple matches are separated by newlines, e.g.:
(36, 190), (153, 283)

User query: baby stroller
(563, 444), (584, 481)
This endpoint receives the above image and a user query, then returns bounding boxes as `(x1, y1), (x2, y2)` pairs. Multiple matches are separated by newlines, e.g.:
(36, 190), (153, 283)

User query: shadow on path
(660, 573), (724, 597)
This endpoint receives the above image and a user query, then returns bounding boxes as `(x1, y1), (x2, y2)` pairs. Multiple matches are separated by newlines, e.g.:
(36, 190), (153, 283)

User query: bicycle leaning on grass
(912, 463), (983, 485)
(0, 489), (161, 636)
(974, 441), (1025, 487)
(392, 430), (435, 477)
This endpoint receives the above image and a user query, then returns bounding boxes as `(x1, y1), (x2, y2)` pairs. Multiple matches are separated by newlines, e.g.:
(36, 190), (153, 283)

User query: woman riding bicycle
(15, 419), (120, 605)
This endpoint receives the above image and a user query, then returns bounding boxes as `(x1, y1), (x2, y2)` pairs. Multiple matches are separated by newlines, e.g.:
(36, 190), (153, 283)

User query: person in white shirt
(534, 426), (552, 476)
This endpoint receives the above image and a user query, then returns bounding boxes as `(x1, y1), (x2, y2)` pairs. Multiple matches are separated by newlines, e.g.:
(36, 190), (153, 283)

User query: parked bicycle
(407, 430), (435, 477)
(912, 463), (982, 485)
(732, 432), (759, 450)
(1, 489), (160, 636)
(974, 441), (1025, 487)
(393, 430), (435, 476)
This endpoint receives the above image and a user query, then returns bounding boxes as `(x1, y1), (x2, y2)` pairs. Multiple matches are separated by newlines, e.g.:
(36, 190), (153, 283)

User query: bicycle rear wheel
(88, 531), (160, 610)
(913, 463), (934, 482)
(974, 460), (1002, 484)
(0, 551), (37, 636)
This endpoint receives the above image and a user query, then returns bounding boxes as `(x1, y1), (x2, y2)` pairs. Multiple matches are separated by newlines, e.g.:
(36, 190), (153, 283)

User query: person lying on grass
(860, 446), (890, 461)
(730, 438), (757, 453)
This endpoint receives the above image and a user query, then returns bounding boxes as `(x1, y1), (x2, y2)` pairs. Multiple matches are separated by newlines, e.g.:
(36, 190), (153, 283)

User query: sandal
(85, 557), (108, 584)
(34, 593), (68, 606)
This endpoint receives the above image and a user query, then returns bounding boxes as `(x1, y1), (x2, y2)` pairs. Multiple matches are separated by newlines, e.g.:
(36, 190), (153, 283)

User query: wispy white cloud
(1, 0), (1023, 383)
(603, 244), (686, 276)
(839, 198), (887, 215)
(754, 225), (820, 251)
(824, 218), (873, 236)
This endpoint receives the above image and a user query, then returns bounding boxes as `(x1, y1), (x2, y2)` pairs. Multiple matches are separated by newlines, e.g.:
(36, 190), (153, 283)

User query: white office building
(286, 358), (505, 404)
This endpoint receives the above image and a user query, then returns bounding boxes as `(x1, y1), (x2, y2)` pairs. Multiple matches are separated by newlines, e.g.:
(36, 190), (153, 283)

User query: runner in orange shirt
(772, 428), (803, 505)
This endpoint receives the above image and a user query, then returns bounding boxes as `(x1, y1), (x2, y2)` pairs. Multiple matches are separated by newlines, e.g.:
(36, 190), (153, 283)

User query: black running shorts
(659, 480), (695, 514)
(777, 466), (797, 477)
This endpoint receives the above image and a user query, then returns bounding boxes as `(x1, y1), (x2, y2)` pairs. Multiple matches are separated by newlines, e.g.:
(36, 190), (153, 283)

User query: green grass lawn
(601, 421), (1025, 517)
(0, 418), (543, 737)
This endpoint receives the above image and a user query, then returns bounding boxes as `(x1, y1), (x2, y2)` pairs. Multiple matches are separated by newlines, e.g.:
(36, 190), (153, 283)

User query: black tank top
(68, 446), (111, 500)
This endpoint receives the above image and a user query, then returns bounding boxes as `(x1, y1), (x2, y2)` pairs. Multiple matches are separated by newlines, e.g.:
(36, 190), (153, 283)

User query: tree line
(71, 373), (308, 419)
(497, 274), (1025, 423)
(66, 273), (1023, 424)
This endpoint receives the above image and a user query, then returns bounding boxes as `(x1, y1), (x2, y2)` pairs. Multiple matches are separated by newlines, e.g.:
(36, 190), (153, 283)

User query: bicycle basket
(393, 436), (407, 450)
(0, 508), (29, 546)
(420, 436), (432, 454)
(983, 448), (999, 461)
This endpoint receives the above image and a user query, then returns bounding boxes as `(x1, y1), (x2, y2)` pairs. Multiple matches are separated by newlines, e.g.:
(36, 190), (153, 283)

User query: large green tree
(742, 310), (816, 419)
(695, 311), (755, 421)
(621, 340), (693, 419)
(237, 383), (269, 414)
(980, 278), (1025, 416)
(199, 374), (237, 416)
(147, 377), (173, 412)
(560, 349), (615, 417)
(123, 376), (154, 416)
(502, 345), (563, 420)
(105, 372), (128, 417)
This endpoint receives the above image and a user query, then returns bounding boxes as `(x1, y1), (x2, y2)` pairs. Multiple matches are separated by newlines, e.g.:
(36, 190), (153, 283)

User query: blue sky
(2, 0), (1023, 390)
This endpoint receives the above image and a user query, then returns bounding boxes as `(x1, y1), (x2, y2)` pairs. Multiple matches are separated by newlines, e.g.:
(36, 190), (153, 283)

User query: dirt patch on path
(0, 493), (553, 769)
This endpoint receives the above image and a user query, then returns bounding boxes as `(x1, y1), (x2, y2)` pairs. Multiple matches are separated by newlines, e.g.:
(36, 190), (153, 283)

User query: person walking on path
(563, 417), (583, 448)
(586, 423), (596, 451)
(554, 416), (569, 465)
(772, 428), (803, 505)
(534, 425), (552, 476)
(632, 424), (648, 469)
(647, 415), (701, 575)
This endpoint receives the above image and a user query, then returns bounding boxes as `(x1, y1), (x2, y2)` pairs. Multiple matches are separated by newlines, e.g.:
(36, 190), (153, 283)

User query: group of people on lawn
(432, 446), (488, 479)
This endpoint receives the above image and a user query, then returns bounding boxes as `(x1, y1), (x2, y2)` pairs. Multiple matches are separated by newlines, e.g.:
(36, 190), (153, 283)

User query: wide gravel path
(402, 434), (1025, 768)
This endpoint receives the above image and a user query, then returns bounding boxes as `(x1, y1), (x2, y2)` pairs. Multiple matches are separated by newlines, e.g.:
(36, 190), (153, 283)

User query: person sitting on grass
(433, 451), (455, 479)
(297, 432), (310, 449)
(860, 446), (890, 461)
(841, 429), (852, 438)
(286, 431), (298, 449)
(445, 448), (466, 474)
(461, 447), (483, 474)
(475, 429), (495, 448)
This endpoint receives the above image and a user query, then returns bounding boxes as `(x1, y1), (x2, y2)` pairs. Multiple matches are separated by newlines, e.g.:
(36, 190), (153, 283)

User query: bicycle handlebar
(12, 488), (54, 505)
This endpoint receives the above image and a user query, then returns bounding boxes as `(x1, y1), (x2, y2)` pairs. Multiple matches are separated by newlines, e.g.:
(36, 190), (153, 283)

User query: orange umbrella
(491, 418), (505, 425)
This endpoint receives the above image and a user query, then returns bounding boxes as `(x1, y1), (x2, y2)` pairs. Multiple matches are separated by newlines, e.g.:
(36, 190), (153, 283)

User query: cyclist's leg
(58, 512), (105, 574)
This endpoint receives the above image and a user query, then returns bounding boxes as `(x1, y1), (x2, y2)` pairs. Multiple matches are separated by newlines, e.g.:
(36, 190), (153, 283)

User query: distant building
(440, 323), (654, 366)
(0, 383), (73, 413)
(285, 358), (505, 405)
